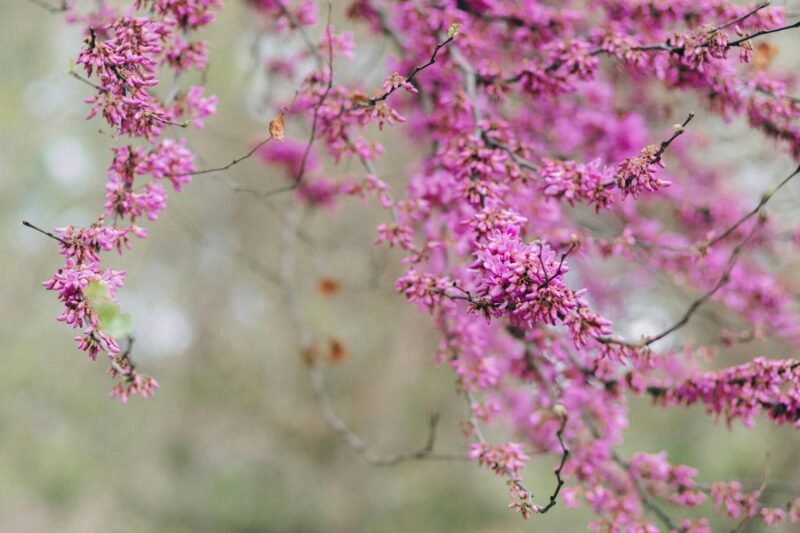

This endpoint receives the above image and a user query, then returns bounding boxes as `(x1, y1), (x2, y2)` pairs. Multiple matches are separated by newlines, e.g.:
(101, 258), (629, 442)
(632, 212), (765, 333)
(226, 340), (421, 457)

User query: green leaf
(448, 23), (461, 39)
(84, 279), (107, 302)
(84, 280), (134, 337)
(104, 312), (134, 338)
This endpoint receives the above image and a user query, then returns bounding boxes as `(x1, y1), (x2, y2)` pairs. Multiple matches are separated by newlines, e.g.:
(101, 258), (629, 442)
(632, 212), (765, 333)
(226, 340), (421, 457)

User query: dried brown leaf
(269, 111), (285, 142)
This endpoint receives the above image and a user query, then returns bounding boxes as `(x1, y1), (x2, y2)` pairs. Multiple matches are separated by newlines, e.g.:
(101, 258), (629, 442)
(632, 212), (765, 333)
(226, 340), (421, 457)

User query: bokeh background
(2, 1), (800, 531)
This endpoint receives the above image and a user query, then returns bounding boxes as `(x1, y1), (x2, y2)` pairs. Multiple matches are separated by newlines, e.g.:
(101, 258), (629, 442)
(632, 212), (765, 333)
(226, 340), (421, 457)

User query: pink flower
(469, 442), (529, 476)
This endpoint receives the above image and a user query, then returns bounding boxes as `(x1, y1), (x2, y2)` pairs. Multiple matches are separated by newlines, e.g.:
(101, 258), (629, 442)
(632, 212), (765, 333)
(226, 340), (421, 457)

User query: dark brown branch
(533, 414), (570, 513)
(625, 163), (800, 258)
(644, 220), (762, 346)
(484, 137), (539, 172)
(596, 216), (765, 349)
(110, 336), (137, 376)
(149, 114), (189, 128)
(366, 34), (455, 106)
(576, 358), (799, 423)
(463, 381), (569, 516)
(728, 19), (800, 48)
(371, 413), (460, 466)
(595, 164), (800, 349)
(539, 240), (579, 289)
(608, 113), (695, 189)
(756, 87), (800, 104)
(703, 164), (800, 249)
(651, 113), (695, 165)
(716, 2), (772, 32)
(187, 135), (274, 177)
(494, 3), (778, 84)
(490, 113), (693, 185)
(69, 69), (102, 92)
(22, 220), (68, 245)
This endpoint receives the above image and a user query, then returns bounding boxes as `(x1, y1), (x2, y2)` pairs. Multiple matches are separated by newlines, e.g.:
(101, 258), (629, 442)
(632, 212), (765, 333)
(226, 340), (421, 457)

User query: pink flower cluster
(628, 452), (706, 508)
(468, 442), (529, 476)
(42, 261), (124, 361)
(107, 351), (159, 403)
(36, 0), (219, 401)
(243, 0), (800, 529)
(654, 358), (800, 428)
(471, 229), (579, 327)
(76, 1), (219, 137)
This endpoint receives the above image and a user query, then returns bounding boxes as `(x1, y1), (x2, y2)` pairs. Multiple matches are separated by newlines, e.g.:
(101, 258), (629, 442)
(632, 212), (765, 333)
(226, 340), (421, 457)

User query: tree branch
(22, 220), (68, 245)
(26, 0), (67, 13)
(310, 365), (464, 466)
(366, 34), (455, 106)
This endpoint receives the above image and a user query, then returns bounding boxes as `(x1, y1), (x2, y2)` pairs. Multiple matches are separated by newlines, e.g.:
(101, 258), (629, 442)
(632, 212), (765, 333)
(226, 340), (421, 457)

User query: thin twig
(716, 2), (772, 32)
(609, 112), (695, 189)
(22, 220), (68, 245)
(644, 219), (763, 346)
(296, 8), (334, 186)
(596, 164), (800, 349)
(366, 34), (455, 106)
(251, 4), (335, 197)
(532, 414), (570, 514)
(276, 0), (323, 70)
(538, 241), (578, 289)
(69, 70), (190, 129)
(731, 459), (770, 532)
(187, 135), (274, 177)
(311, 364), (464, 465)
(26, 0), (67, 13)
(728, 19), (800, 47)
(600, 442), (683, 532)
(596, 216), (765, 349)
(495, 3), (780, 84)
(704, 164), (800, 249)
(651, 113), (695, 165)
(464, 387), (569, 515)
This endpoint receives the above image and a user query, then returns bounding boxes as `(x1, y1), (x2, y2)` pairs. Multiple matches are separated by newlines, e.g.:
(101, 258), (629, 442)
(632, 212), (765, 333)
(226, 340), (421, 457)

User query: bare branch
(252, 4), (336, 197)
(188, 135), (274, 177)
(310, 364), (466, 465)
(597, 216), (765, 349)
(532, 414), (569, 514)
(22, 220), (68, 245)
(718, 2), (772, 31)
(276, 0), (323, 70)
(703, 164), (800, 249)
(728, 19), (800, 48)
(644, 219), (763, 346)
(26, 0), (67, 13)
(596, 164), (800, 349)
